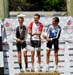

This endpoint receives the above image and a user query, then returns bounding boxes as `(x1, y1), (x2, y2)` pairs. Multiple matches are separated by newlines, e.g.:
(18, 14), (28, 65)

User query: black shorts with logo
(16, 42), (26, 51)
(47, 40), (59, 50)
(31, 40), (41, 48)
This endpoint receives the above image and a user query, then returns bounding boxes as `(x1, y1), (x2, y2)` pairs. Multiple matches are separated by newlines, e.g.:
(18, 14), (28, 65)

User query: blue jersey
(47, 24), (61, 39)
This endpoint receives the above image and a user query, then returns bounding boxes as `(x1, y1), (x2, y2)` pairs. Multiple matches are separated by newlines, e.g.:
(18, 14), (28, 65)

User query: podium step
(16, 72), (60, 75)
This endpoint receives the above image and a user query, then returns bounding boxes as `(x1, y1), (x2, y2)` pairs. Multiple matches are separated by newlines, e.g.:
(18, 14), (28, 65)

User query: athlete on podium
(28, 14), (43, 72)
(16, 14), (28, 72)
(43, 17), (61, 72)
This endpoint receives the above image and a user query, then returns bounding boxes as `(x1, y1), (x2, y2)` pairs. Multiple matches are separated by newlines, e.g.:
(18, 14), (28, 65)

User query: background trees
(9, 0), (67, 11)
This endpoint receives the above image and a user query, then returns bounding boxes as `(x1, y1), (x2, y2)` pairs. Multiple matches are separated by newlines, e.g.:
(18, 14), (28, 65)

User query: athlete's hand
(46, 38), (52, 41)
(32, 32), (37, 36)
(16, 39), (21, 42)
(20, 40), (25, 44)
(42, 35), (47, 39)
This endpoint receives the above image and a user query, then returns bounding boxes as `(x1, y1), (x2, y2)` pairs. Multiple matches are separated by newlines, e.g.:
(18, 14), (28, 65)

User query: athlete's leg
(16, 43), (22, 69)
(23, 50), (28, 69)
(37, 48), (42, 71)
(46, 41), (52, 65)
(37, 41), (41, 66)
(18, 51), (22, 69)
(54, 41), (59, 71)
(31, 50), (35, 71)
(46, 41), (52, 71)
(54, 50), (58, 69)
(45, 48), (51, 72)
(22, 42), (28, 70)
(46, 48), (51, 65)
(30, 40), (35, 71)
(37, 50), (41, 65)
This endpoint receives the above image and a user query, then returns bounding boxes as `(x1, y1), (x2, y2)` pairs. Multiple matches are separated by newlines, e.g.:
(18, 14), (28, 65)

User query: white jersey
(28, 21), (43, 40)
(32, 22), (40, 40)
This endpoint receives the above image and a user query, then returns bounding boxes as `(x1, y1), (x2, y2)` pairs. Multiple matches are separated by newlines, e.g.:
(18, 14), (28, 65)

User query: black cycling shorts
(31, 40), (41, 48)
(16, 42), (26, 51)
(47, 40), (59, 50)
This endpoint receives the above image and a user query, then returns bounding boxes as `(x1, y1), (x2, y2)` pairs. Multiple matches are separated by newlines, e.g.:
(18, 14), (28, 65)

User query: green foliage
(9, 0), (67, 11)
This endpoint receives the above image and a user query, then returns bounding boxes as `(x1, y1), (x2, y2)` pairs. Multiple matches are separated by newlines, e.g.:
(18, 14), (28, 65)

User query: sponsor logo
(69, 54), (73, 56)
(69, 48), (73, 50)
(70, 60), (73, 62)
(4, 22), (10, 27)
(63, 20), (73, 34)
(70, 72), (73, 74)
(59, 48), (65, 50)
(58, 66), (64, 68)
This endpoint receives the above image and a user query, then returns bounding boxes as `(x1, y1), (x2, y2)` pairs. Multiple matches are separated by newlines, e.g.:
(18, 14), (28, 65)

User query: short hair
(53, 17), (59, 23)
(17, 14), (25, 20)
(18, 17), (24, 20)
(34, 13), (40, 19)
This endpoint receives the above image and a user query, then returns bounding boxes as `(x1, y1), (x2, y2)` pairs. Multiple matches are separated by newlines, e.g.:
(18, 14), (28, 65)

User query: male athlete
(43, 17), (61, 72)
(16, 14), (28, 72)
(28, 14), (43, 72)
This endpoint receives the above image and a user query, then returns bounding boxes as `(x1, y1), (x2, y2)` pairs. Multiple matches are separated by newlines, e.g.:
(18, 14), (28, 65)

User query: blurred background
(0, 0), (73, 18)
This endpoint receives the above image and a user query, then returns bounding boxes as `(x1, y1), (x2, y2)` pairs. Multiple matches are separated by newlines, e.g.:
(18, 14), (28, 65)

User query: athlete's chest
(49, 26), (58, 34)
(32, 23), (39, 32)
(18, 26), (26, 34)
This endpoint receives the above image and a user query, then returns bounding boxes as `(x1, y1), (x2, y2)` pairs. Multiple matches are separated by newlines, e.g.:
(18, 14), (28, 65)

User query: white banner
(2, 16), (73, 75)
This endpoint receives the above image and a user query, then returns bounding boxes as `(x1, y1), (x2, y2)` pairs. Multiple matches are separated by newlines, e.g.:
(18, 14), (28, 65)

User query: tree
(42, 0), (67, 11)
(9, 0), (67, 11)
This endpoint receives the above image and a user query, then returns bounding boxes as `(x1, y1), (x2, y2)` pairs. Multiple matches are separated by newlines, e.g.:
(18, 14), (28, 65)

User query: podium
(16, 72), (60, 75)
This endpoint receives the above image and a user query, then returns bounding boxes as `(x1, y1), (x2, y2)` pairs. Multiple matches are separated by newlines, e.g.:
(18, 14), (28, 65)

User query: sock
(54, 65), (58, 71)
(38, 64), (41, 69)
(56, 65), (58, 69)
(46, 64), (49, 68)
(25, 62), (28, 69)
(39, 64), (41, 67)
(32, 64), (34, 69)
(19, 63), (22, 69)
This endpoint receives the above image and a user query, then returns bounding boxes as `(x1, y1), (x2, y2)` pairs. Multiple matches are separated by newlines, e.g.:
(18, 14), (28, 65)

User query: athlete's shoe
(46, 67), (49, 72)
(38, 66), (42, 72)
(20, 69), (24, 72)
(25, 68), (30, 72)
(31, 68), (35, 72)
(54, 66), (59, 73)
